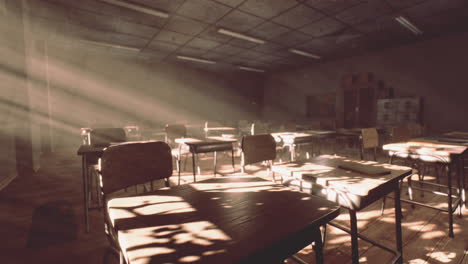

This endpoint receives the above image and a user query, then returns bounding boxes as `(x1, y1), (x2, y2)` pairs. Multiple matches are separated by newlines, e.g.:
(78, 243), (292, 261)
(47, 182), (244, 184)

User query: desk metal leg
(461, 157), (466, 208)
(349, 209), (359, 264)
(291, 144), (296, 161)
(313, 228), (324, 264)
(82, 155), (90, 233)
(457, 157), (463, 217)
(231, 147), (235, 173)
(447, 164), (454, 238)
(394, 186), (403, 264)
(191, 151), (196, 183)
(214, 151), (217, 176)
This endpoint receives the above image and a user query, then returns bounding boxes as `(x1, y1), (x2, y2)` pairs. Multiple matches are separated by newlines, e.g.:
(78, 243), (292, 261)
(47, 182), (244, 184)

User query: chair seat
(171, 145), (190, 157)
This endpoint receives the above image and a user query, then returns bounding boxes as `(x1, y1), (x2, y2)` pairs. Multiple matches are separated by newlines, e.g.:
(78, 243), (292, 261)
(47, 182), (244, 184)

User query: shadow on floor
(27, 200), (78, 249)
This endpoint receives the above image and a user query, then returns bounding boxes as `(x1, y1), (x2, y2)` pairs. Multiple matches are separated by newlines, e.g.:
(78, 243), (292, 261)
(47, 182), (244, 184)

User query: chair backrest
(89, 128), (126, 147)
(100, 141), (173, 194)
(165, 124), (187, 143)
(392, 126), (411, 142)
(241, 134), (276, 165)
(361, 128), (379, 149)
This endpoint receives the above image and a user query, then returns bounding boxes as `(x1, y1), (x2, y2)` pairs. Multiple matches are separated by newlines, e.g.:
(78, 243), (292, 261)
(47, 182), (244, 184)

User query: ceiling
(26, 0), (468, 73)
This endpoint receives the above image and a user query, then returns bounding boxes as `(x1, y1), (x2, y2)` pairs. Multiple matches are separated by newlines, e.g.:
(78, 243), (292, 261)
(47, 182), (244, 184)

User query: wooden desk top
(204, 126), (237, 131)
(108, 176), (340, 264)
(273, 155), (412, 197)
(383, 138), (468, 157)
(444, 131), (468, 139)
(77, 145), (105, 156)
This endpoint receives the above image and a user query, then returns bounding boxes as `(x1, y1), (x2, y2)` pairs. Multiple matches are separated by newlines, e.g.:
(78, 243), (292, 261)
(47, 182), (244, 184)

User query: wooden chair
(360, 128), (379, 161)
(88, 128), (127, 207)
(165, 124), (189, 185)
(99, 141), (173, 264)
(240, 134), (276, 178)
(89, 128), (126, 147)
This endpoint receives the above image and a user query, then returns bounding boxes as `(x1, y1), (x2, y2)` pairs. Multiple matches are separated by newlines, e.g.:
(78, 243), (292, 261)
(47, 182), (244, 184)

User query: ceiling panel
(177, 0), (232, 23)
(272, 4), (325, 29)
(177, 46), (209, 56)
(212, 43), (246, 55)
(108, 31), (150, 48)
(131, 0), (185, 12)
(403, 0), (467, 19)
(185, 37), (223, 50)
(334, 1), (392, 25)
(273, 30), (313, 46)
(117, 6), (167, 28)
(66, 24), (112, 43)
(354, 15), (406, 34)
(200, 51), (229, 60)
(299, 17), (347, 37)
(115, 20), (159, 39)
(247, 21), (290, 40)
(153, 30), (192, 45)
(33, 0), (468, 73)
(212, 0), (246, 7)
(198, 26), (233, 43)
(68, 9), (118, 32)
(305, 0), (362, 15)
(45, 0), (122, 17)
(146, 40), (180, 53)
(252, 42), (284, 53)
(228, 38), (259, 48)
(216, 10), (265, 32)
(237, 49), (269, 59)
(384, 0), (429, 10)
(256, 54), (282, 63)
(164, 15), (209, 35)
(238, 0), (299, 19)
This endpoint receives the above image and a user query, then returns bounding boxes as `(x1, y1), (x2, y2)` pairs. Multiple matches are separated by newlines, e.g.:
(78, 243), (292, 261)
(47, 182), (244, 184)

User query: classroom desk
(77, 145), (106, 232)
(176, 137), (236, 181)
(107, 176), (341, 264)
(204, 126), (237, 137)
(272, 155), (412, 264)
(383, 137), (467, 237)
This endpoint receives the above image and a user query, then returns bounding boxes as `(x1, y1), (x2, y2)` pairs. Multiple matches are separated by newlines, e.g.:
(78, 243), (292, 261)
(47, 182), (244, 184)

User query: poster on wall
(306, 92), (336, 118)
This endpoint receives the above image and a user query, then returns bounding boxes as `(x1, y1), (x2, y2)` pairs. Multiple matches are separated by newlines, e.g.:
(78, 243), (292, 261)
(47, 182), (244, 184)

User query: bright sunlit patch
(428, 251), (456, 263)
(179, 255), (201, 263)
(203, 249), (227, 256)
(172, 221), (231, 246)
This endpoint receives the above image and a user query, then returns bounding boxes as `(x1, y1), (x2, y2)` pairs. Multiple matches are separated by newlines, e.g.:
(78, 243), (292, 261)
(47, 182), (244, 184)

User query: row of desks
(76, 131), (467, 264)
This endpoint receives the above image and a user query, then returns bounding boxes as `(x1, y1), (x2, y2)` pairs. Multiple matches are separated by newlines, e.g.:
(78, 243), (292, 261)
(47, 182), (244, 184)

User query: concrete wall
(45, 43), (265, 149)
(263, 31), (468, 133)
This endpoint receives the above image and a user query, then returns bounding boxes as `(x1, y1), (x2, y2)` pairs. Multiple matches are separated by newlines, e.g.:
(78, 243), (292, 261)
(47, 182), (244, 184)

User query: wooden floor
(0, 147), (466, 264)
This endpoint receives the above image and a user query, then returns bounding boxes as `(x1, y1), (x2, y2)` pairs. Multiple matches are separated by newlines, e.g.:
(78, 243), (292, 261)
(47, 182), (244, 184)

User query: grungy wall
(263, 31), (468, 133)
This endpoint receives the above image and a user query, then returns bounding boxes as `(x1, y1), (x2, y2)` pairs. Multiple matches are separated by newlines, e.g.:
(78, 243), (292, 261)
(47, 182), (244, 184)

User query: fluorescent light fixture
(289, 49), (321, 59)
(217, 28), (265, 44)
(80, 39), (141, 52)
(176, 55), (216, 64)
(238, 66), (265, 73)
(395, 16), (423, 35)
(98, 0), (169, 18)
